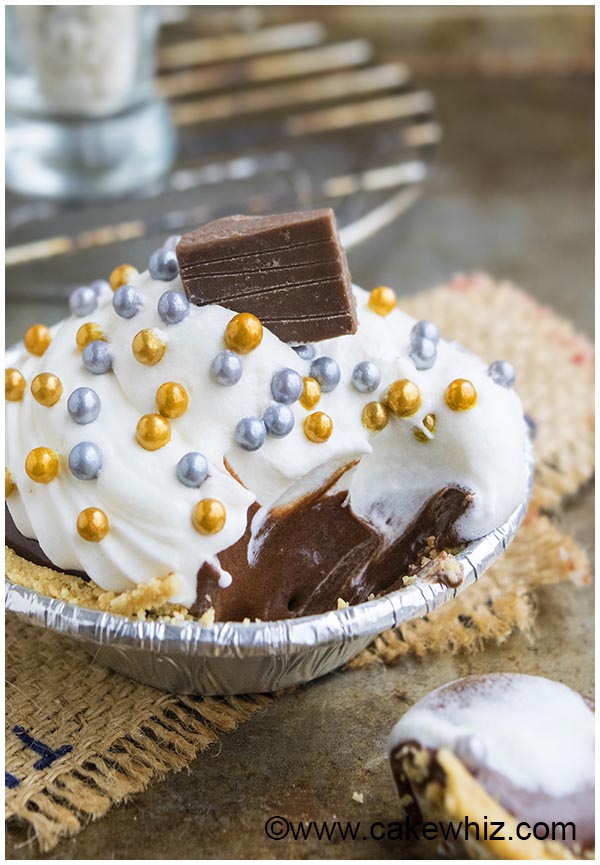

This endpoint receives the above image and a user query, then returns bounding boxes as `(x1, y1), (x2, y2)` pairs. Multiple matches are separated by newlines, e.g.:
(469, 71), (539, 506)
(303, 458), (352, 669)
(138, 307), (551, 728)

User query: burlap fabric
(6, 275), (594, 851)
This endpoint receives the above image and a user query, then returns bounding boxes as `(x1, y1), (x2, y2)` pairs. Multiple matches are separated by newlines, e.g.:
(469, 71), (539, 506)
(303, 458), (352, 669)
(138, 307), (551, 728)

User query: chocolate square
(177, 209), (357, 342)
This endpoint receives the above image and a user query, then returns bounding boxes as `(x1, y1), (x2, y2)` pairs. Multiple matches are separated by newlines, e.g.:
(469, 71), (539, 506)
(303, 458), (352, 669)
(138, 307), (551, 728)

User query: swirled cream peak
(5, 271), (528, 608)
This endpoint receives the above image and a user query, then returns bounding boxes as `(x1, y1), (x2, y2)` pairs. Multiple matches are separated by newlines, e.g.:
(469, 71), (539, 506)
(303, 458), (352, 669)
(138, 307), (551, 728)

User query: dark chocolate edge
(6, 506), (88, 580)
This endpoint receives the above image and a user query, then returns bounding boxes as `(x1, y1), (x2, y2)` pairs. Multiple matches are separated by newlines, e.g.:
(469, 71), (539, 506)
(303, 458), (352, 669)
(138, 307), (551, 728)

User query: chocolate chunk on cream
(177, 209), (357, 342)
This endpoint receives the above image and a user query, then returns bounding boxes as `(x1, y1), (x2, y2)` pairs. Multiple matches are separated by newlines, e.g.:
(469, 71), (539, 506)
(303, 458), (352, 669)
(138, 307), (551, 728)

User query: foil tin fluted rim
(5, 441), (534, 660)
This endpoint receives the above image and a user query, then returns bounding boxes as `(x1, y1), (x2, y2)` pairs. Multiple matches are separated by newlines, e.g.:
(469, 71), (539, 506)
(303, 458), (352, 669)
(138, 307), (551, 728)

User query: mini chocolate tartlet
(5, 210), (529, 621)
(388, 674), (595, 860)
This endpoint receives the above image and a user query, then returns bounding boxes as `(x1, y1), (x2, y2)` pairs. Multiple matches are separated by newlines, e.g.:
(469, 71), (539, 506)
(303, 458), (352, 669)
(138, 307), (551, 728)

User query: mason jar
(6, 5), (176, 199)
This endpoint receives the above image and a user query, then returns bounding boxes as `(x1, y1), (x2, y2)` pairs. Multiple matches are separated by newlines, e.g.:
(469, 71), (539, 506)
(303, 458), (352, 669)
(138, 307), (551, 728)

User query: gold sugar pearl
(299, 376), (321, 410)
(156, 381), (189, 419)
(386, 378), (422, 418)
(5, 469), (15, 498)
(109, 263), (138, 292)
(24, 324), (51, 357)
(224, 312), (263, 354)
(136, 413), (171, 450)
(362, 401), (389, 432)
(445, 378), (477, 412)
(5, 368), (26, 401)
(77, 507), (110, 542)
(414, 412), (436, 443)
(31, 372), (63, 407)
(132, 329), (166, 366)
(304, 411), (333, 443)
(76, 322), (105, 352)
(368, 286), (397, 317)
(25, 447), (59, 484)
(192, 498), (227, 535)
(423, 412), (436, 432)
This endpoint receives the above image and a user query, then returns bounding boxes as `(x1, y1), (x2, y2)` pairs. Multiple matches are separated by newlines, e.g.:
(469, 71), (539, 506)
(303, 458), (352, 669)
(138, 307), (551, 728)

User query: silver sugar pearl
(488, 359), (516, 389)
(211, 350), (243, 386)
(149, 248), (179, 282)
(176, 452), (209, 488)
(158, 289), (189, 325)
(90, 279), (112, 300)
(409, 336), (437, 370)
(82, 340), (112, 374)
(411, 320), (440, 345)
(113, 284), (143, 319)
(271, 368), (303, 404)
(69, 285), (98, 318)
(310, 356), (341, 393)
(68, 441), (103, 480)
(454, 734), (487, 769)
(263, 402), (295, 438)
(524, 413), (537, 439)
(67, 387), (101, 424)
(163, 235), (181, 253)
(351, 360), (381, 392)
(235, 416), (266, 451)
(292, 344), (316, 361)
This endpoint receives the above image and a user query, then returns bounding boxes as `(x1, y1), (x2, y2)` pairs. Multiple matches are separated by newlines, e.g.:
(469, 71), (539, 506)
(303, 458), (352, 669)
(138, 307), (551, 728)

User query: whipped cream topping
(6, 272), (528, 607)
(387, 674), (594, 797)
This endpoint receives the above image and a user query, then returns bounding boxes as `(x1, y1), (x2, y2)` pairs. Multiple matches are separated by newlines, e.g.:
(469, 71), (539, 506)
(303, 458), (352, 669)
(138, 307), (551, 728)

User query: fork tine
(159, 21), (326, 69)
(286, 91), (435, 136)
(160, 39), (373, 100)
(170, 63), (410, 125)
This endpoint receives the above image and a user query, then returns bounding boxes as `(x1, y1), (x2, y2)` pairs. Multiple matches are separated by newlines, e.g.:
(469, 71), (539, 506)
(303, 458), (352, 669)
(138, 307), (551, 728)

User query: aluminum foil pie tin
(6, 445), (533, 696)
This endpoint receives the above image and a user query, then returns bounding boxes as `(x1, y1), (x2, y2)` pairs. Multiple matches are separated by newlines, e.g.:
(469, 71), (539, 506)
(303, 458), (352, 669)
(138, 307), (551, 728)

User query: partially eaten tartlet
(5, 210), (528, 622)
(388, 674), (594, 859)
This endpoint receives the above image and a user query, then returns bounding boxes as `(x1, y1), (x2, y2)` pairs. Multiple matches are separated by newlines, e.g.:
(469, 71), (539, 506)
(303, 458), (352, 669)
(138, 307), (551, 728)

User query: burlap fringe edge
(6, 692), (272, 852)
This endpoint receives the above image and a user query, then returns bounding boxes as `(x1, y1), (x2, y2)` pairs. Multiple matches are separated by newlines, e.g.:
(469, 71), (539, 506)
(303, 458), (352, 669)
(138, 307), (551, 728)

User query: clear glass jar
(6, 5), (176, 200)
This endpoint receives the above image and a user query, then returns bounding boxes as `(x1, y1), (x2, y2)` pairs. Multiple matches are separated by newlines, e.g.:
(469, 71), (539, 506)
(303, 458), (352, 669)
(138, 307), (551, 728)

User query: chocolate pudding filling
(6, 477), (471, 621)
